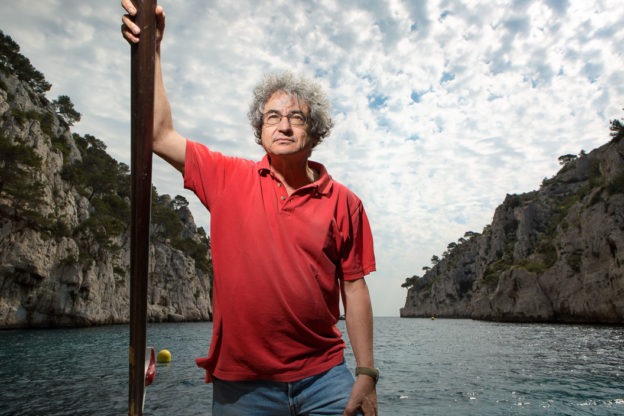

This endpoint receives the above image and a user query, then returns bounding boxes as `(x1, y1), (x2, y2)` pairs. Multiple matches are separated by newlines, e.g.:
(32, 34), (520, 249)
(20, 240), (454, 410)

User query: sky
(1, 0), (622, 316)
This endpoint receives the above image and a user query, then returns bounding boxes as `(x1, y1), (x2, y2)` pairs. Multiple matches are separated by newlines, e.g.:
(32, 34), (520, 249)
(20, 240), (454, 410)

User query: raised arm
(121, 1), (186, 174)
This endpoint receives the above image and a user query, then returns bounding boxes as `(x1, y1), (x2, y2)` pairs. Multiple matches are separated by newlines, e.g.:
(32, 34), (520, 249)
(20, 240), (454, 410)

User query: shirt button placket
(277, 182), (287, 207)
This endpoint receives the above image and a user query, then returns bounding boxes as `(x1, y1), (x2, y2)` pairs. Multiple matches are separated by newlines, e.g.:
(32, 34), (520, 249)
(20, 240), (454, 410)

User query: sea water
(0, 318), (622, 415)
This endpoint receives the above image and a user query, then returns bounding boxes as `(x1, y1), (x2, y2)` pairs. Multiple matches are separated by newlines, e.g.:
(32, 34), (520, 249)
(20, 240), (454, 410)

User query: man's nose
(277, 115), (293, 130)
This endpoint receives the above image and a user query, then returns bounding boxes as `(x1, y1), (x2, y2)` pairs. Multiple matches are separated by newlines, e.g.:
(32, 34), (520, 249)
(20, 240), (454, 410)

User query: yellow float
(157, 349), (172, 363)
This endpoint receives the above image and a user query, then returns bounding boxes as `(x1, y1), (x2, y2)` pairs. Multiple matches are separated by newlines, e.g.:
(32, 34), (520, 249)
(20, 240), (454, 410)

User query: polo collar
(257, 154), (333, 196)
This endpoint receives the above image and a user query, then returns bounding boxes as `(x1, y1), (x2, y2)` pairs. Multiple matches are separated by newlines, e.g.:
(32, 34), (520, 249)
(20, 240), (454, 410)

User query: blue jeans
(212, 361), (360, 415)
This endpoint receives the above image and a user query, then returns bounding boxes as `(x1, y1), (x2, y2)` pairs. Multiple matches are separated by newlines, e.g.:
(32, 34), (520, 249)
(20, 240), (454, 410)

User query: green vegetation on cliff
(0, 29), (212, 276)
(0, 134), (44, 224)
(0, 30), (213, 328)
(0, 30), (50, 96)
(401, 114), (624, 323)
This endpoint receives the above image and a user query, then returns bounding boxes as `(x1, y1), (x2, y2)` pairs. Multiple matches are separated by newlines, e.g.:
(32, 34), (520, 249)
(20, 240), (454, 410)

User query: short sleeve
(183, 139), (252, 211)
(340, 201), (376, 280)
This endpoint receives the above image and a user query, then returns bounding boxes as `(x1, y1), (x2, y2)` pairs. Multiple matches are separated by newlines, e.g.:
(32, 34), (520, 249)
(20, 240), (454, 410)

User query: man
(122, 3), (378, 415)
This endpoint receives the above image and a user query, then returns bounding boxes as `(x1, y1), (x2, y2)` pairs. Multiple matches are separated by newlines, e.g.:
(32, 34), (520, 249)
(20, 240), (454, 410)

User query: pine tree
(0, 134), (45, 222)
(610, 116), (623, 143)
(52, 95), (81, 126)
(0, 30), (51, 94)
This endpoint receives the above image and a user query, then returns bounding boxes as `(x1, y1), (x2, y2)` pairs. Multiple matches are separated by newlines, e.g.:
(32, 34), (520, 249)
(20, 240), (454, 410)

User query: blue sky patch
(453, 215), (467, 225)
(440, 71), (455, 83)
(368, 93), (389, 109)
(583, 62), (603, 83)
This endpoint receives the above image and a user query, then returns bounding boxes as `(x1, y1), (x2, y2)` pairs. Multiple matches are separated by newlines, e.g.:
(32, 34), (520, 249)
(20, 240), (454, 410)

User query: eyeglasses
(262, 111), (307, 126)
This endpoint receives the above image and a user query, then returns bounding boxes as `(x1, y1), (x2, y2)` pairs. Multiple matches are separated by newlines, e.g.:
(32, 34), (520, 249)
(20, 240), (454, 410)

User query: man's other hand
(343, 376), (378, 416)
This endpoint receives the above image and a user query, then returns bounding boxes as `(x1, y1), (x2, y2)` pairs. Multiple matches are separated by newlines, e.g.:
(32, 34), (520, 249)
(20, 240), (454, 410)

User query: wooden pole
(129, 1), (156, 415)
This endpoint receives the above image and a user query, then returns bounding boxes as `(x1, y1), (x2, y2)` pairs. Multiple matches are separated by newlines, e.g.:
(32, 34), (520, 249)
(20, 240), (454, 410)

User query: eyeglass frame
(262, 110), (308, 126)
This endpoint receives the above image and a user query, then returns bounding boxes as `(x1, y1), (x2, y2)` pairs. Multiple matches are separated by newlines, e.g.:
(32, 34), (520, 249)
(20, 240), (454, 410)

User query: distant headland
(401, 113), (624, 324)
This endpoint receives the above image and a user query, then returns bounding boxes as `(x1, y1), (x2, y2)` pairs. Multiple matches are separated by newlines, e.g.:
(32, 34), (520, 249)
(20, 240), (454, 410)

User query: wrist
(355, 366), (379, 385)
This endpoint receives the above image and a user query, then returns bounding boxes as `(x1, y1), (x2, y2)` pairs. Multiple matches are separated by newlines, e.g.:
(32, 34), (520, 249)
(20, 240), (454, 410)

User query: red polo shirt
(184, 140), (375, 382)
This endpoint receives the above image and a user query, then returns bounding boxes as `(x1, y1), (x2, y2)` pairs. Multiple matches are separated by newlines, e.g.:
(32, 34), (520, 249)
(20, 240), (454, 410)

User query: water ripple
(1, 319), (623, 415)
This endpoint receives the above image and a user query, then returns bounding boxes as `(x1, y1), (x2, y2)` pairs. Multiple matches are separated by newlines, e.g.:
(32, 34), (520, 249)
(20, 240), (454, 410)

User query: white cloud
(1, 0), (622, 316)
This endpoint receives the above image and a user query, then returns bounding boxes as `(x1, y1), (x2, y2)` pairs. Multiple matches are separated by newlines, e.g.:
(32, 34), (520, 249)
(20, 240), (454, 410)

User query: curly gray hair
(248, 72), (334, 148)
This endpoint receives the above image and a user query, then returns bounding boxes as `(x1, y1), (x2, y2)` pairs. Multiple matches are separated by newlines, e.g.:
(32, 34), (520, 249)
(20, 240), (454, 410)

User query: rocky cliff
(0, 34), (212, 328)
(401, 124), (624, 324)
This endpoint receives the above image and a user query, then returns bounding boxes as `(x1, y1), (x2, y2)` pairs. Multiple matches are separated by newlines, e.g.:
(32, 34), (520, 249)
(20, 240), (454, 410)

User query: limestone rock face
(0, 70), (212, 329)
(401, 133), (624, 324)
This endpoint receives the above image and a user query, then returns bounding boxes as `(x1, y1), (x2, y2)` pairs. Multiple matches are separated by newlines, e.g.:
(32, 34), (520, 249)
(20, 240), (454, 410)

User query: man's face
(260, 91), (314, 158)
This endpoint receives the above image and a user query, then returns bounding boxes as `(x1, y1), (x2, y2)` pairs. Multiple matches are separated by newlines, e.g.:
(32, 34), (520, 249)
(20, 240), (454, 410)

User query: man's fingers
(121, 12), (141, 44)
(120, 0), (140, 45)
(122, 14), (140, 35)
(121, 0), (137, 15)
(156, 6), (165, 27)
(362, 395), (378, 416)
(121, 24), (139, 44)
(121, 4), (165, 44)
(153, 6), (166, 42)
(362, 400), (378, 416)
(342, 399), (359, 416)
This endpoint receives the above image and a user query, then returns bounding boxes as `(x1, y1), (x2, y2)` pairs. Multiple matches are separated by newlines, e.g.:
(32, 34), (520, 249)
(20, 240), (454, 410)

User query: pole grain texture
(129, 1), (156, 415)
